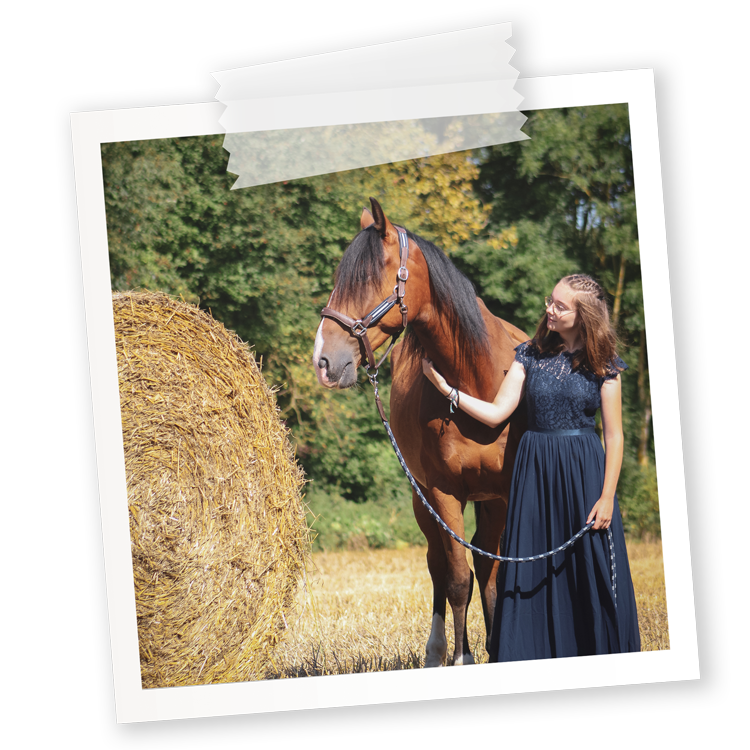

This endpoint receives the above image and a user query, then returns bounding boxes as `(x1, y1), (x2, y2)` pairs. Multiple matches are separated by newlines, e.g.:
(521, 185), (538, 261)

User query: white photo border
(72, 69), (698, 724)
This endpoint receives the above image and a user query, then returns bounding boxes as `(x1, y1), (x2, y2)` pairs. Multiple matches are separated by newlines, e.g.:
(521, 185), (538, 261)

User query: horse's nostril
(318, 357), (328, 370)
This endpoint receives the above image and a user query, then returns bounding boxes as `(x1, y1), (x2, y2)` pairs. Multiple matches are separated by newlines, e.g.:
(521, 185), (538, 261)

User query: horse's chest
(390, 373), (512, 496)
(422, 415), (510, 490)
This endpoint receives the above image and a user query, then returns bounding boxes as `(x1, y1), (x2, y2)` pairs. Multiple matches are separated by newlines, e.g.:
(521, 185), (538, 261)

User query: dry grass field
(626, 538), (670, 652)
(266, 538), (668, 678)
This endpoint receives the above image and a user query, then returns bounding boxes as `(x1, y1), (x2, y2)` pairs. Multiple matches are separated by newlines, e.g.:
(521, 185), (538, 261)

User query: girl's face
(545, 282), (580, 336)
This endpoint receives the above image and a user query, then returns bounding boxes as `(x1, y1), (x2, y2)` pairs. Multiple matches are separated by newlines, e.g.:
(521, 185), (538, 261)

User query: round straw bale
(113, 291), (309, 688)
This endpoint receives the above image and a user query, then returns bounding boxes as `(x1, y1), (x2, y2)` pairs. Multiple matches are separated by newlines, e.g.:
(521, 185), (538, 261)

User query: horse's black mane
(332, 225), (386, 307)
(332, 224), (490, 373)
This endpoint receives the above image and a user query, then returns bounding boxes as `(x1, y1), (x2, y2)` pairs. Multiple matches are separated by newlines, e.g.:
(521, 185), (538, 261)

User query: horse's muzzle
(315, 354), (358, 389)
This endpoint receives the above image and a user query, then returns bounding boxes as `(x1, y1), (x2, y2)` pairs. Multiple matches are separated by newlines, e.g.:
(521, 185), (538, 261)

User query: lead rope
(367, 368), (617, 605)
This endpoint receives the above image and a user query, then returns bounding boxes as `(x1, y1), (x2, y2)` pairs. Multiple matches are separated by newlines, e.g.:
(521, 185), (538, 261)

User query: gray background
(51, 3), (734, 750)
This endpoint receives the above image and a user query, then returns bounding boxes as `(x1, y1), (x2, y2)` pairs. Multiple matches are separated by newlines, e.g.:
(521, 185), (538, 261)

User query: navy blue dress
(489, 341), (641, 661)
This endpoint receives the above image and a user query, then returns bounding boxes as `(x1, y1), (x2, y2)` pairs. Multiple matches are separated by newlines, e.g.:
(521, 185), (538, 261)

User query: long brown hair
(532, 274), (622, 377)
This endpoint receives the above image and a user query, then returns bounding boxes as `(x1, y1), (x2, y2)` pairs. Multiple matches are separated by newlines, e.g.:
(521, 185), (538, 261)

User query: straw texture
(113, 291), (309, 688)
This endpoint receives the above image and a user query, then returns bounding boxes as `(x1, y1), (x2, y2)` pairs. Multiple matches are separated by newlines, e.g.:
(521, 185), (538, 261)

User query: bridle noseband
(320, 226), (410, 391)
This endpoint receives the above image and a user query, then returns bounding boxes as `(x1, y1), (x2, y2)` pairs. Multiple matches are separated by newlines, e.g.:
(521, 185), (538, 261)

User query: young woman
(422, 274), (641, 660)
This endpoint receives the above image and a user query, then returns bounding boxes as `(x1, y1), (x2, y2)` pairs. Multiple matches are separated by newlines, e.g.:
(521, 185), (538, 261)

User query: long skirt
(489, 430), (641, 661)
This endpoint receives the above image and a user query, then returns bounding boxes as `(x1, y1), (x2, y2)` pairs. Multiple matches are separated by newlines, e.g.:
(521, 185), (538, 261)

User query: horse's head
(313, 198), (425, 389)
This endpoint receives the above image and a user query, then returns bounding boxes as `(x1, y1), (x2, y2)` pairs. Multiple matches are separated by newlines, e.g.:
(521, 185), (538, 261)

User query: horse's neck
(414, 313), (497, 401)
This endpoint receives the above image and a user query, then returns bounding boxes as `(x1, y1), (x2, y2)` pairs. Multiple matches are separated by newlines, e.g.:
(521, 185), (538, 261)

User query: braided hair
(533, 274), (622, 378)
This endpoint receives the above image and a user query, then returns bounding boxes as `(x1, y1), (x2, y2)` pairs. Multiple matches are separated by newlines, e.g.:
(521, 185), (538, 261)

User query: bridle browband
(320, 226), (410, 417)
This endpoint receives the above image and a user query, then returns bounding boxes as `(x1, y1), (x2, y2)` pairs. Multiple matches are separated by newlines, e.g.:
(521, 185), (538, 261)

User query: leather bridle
(320, 225), (411, 380)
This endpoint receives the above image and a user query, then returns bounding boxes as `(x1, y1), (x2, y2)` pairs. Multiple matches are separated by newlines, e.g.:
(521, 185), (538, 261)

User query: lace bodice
(514, 341), (627, 431)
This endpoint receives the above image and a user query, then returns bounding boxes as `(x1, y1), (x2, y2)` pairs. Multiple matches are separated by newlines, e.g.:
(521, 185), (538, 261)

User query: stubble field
(266, 539), (668, 678)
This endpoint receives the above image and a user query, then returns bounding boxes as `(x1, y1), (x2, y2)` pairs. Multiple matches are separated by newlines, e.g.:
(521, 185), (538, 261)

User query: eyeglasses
(544, 296), (574, 316)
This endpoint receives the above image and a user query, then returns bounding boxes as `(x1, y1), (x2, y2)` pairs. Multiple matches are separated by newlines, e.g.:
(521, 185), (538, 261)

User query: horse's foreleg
(412, 486), (448, 667)
(471, 498), (507, 656)
(430, 486), (475, 666)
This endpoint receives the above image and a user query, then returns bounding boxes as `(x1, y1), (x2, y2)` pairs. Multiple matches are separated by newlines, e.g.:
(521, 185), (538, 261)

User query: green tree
(457, 104), (657, 535)
(102, 108), (660, 542)
(102, 137), (488, 514)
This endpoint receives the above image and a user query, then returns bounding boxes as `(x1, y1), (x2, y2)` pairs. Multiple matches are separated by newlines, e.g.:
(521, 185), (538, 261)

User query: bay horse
(313, 198), (528, 666)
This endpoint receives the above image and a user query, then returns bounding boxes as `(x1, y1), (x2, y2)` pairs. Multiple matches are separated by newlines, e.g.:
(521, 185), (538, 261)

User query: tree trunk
(612, 254), (626, 327)
(637, 328), (652, 467)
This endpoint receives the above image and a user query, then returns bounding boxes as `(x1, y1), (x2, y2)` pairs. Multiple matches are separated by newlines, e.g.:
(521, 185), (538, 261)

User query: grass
(265, 538), (668, 678)
(627, 538), (670, 651)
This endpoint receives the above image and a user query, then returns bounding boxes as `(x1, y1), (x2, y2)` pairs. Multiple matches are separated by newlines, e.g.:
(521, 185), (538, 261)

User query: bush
(619, 458), (661, 539)
(304, 483), (483, 552)
(304, 484), (425, 551)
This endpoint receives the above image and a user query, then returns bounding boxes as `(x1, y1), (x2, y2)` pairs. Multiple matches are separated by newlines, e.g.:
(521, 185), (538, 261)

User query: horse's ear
(360, 207), (374, 230)
(369, 197), (397, 243)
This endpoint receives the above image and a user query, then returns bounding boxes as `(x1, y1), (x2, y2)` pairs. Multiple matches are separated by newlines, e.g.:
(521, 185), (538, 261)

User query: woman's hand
(421, 357), (450, 396)
(587, 495), (614, 530)
(421, 357), (526, 428)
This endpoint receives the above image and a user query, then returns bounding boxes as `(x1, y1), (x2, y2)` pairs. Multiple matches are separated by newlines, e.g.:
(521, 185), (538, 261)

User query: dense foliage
(102, 104), (660, 548)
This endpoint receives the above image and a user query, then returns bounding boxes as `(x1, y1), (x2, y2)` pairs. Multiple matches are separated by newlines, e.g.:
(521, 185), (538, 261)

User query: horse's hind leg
(412, 485), (449, 667)
(471, 498), (507, 656)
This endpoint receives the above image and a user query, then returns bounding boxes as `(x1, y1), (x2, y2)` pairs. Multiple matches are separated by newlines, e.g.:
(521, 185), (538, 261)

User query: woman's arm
(586, 374), (625, 530)
(421, 357), (526, 428)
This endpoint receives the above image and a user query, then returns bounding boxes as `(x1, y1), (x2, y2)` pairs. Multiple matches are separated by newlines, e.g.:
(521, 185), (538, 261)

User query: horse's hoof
(453, 653), (475, 666)
(425, 614), (447, 667)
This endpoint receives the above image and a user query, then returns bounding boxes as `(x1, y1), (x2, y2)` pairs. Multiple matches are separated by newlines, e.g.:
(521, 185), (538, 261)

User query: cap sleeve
(513, 340), (535, 371)
(603, 355), (628, 381)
